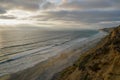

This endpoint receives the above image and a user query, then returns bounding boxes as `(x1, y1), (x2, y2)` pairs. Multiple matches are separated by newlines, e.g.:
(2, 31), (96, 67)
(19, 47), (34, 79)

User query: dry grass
(56, 26), (120, 80)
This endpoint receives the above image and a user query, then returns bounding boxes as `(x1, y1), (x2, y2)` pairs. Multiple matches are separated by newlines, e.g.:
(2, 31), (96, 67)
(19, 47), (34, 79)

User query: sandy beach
(0, 0), (119, 80)
(0, 31), (107, 80)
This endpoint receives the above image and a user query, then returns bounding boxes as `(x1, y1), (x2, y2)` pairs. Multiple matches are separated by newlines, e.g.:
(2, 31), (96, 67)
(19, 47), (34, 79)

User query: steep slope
(55, 26), (120, 80)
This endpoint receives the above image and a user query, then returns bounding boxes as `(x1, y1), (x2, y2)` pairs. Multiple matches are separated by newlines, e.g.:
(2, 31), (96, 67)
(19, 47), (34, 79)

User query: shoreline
(0, 31), (107, 80)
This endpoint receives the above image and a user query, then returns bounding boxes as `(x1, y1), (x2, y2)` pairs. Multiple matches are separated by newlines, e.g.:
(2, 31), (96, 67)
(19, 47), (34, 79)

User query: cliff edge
(55, 25), (120, 80)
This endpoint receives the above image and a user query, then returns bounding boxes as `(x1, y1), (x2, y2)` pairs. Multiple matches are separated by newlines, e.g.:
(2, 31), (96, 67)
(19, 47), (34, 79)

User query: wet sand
(0, 31), (107, 80)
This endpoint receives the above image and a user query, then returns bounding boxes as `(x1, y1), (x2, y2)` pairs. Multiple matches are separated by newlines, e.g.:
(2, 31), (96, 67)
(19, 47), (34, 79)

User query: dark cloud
(0, 0), (40, 11)
(40, 1), (55, 10)
(38, 10), (120, 24)
(0, 0), (119, 12)
(0, 15), (16, 19)
(0, 7), (6, 14)
(0, 0), (119, 11)
(0, 0), (56, 11)
(60, 0), (112, 10)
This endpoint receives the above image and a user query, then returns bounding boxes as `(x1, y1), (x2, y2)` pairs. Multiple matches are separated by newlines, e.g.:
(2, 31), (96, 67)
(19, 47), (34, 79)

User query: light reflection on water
(0, 28), (98, 76)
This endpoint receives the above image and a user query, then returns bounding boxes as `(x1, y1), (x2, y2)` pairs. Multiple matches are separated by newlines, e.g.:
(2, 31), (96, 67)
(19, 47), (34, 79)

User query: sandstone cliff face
(56, 26), (120, 80)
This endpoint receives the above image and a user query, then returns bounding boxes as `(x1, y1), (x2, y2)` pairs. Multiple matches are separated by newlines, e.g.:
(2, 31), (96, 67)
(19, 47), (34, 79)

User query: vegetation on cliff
(55, 25), (120, 80)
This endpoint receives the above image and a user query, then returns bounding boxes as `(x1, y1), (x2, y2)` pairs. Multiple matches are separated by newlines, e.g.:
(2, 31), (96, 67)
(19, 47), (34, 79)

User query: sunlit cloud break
(0, 0), (120, 29)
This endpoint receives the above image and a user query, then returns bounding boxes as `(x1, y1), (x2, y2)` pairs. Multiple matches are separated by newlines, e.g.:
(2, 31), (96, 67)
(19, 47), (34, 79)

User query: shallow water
(0, 28), (98, 76)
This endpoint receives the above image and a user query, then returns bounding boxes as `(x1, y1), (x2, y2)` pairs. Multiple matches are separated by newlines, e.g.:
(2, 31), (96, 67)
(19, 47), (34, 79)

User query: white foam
(0, 31), (107, 77)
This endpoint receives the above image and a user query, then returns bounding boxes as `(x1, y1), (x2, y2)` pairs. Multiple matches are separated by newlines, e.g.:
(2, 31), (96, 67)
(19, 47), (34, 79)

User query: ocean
(0, 28), (99, 77)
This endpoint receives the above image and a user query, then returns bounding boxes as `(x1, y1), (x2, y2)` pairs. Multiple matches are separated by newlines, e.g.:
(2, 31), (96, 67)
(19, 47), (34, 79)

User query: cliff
(55, 25), (120, 80)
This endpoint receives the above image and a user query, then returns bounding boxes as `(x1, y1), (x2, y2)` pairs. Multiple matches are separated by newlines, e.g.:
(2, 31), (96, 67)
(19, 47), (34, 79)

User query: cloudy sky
(0, 0), (120, 29)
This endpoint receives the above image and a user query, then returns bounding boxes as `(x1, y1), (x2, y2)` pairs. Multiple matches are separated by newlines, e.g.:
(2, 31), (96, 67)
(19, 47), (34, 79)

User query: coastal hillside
(54, 25), (120, 80)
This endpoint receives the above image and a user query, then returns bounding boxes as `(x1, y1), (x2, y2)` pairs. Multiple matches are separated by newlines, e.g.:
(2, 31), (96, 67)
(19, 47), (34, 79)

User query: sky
(0, 0), (120, 29)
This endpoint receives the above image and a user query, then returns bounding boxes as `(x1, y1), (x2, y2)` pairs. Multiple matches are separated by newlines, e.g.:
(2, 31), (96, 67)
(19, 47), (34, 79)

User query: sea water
(0, 28), (99, 76)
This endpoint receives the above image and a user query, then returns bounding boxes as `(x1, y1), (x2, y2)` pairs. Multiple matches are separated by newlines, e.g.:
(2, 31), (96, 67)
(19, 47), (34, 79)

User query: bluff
(55, 25), (120, 80)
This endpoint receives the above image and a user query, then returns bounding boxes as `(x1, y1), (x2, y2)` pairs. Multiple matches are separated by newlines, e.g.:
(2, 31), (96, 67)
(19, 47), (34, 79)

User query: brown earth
(55, 25), (120, 80)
